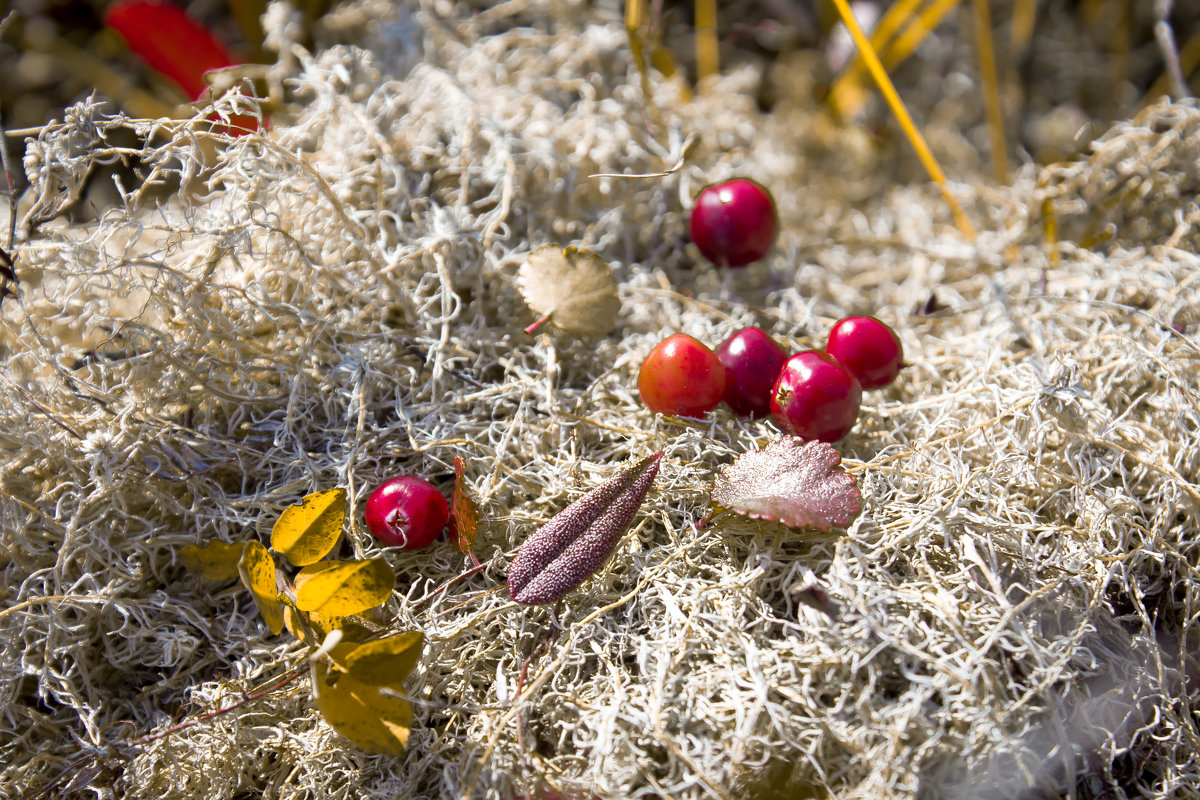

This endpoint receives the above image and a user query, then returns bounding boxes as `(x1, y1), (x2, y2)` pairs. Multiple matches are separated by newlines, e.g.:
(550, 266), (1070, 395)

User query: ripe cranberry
(824, 316), (904, 389)
(715, 326), (789, 418)
(689, 178), (779, 268)
(364, 476), (449, 549)
(770, 351), (862, 442)
(638, 333), (727, 418)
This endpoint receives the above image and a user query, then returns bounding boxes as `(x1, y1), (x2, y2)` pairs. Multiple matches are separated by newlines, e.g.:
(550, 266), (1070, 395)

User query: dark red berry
(689, 178), (779, 268)
(364, 476), (449, 549)
(715, 326), (789, 418)
(638, 333), (727, 418)
(824, 316), (904, 389)
(770, 351), (862, 442)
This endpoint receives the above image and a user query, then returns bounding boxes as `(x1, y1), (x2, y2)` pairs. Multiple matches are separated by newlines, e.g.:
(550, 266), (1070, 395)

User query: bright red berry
(770, 351), (862, 442)
(638, 333), (727, 418)
(689, 178), (779, 268)
(824, 316), (904, 389)
(715, 327), (789, 418)
(364, 476), (449, 549)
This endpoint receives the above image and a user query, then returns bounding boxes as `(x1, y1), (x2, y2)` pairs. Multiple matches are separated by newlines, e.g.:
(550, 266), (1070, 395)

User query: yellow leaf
(270, 488), (346, 567)
(294, 558), (394, 616)
(343, 631), (424, 686)
(283, 606), (375, 647)
(238, 541), (283, 635)
(313, 664), (412, 754)
(180, 540), (246, 581)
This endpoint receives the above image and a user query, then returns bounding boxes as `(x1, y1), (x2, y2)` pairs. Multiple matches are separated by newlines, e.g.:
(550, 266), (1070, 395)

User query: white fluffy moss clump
(2, 4), (1198, 799)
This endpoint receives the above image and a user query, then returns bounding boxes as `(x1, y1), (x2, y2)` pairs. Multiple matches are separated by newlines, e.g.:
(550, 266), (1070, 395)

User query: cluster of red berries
(367, 179), (876, 546)
(638, 317), (903, 443)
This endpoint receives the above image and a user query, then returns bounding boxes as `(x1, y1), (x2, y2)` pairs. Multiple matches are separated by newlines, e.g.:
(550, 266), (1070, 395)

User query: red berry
(824, 316), (904, 389)
(715, 326), (789, 418)
(638, 333), (727, 418)
(689, 178), (779, 268)
(770, 351), (862, 442)
(364, 476), (449, 549)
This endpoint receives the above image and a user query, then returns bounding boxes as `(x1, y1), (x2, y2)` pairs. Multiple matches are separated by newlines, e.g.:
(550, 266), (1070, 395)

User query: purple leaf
(508, 451), (663, 605)
(711, 437), (861, 531)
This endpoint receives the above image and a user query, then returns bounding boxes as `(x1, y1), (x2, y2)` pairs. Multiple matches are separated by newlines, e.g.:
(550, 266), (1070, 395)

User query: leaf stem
(523, 313), (551, 335)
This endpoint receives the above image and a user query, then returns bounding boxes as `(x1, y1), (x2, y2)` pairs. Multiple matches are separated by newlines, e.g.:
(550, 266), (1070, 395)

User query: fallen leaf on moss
(508, 451), (663, 605)
(238, 541), (283, 634)
(711, 437), (861, 531)
(270, 488), (345, 567)
(448, 457), (481, 565)
(294, 558), (395, 617)
(341, 631), (425, 686)
(313, 663), (412, 754)
(180, 540), (245, 581)
(517, 245), (620, 337)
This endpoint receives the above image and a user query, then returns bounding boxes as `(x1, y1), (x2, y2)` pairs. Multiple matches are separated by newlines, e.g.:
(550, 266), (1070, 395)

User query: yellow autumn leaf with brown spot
(180, 540), (246, 581)
(238, 541), (283, 634)
(313, 663), (412, 754)
(294, 558), (394, 617)
(270, 488), (345, 567)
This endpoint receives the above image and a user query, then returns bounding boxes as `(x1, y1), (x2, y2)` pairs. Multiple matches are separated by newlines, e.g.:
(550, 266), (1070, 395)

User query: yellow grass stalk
(695, 0), (719, 84)
(830, 0), (964, 118)
(878, 0), (963, 73)
(1143, 26), (1200, 104)
(1109, 0), (1131, 91)
(972, 0), (1009, 184)
(828, 0), (977, 240)
(1010, 0), (1038, 53)
(828, 0), (926, 116)
(625, 0), (656, 126)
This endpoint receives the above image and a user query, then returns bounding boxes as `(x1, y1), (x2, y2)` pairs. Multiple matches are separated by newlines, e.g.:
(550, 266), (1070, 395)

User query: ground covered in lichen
(2, 2), (1199, 799)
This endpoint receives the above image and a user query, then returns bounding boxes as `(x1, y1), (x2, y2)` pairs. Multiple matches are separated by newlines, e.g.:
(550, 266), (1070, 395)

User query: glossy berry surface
(689, 178), (779, 268)
(364, 476), (449, 549)
(824, 316), (904, 389)
(715, 326), (789, 418)
(770, 350), (862, 442)
(638, 334), (727, 418)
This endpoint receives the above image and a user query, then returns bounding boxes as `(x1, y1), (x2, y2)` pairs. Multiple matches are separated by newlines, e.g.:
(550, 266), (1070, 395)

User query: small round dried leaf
(517, 245), (620, 337)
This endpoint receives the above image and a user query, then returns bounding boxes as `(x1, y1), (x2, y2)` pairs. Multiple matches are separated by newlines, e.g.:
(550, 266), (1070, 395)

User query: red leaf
(508, 451), (663, 605)
(711, 437), (861, 531)
(448, 457), (481, 567)
(105, 1), (236, 100)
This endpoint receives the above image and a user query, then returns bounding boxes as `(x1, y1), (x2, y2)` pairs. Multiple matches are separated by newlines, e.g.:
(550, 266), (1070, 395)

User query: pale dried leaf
(517, 245), (620, 337)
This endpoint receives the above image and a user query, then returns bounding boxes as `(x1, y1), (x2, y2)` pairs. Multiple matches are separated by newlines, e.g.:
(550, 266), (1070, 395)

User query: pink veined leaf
(711, 437), (861, 531)
(508, 451), (663, 606)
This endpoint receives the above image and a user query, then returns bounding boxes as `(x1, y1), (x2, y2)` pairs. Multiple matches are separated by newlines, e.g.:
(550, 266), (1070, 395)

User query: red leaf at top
(105, 1), (236, 100)
(448, 456), (481, 567)
(711, 437), (861, 531)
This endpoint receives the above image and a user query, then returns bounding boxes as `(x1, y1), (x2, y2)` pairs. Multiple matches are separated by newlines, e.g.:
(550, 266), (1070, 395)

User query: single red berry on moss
(770, 350), (862, 442)
(638, 333), (727, 418)
(365, 476), (449, 549)
(715, 326), (789, 418)
(689, 178), (779, 268)
(824, 316), (904, 389)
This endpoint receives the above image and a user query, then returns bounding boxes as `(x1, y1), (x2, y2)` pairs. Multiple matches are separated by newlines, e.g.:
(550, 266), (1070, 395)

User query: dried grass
(2, 3), (1199, 799)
